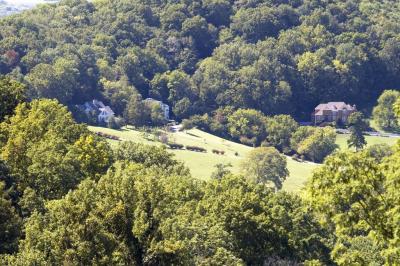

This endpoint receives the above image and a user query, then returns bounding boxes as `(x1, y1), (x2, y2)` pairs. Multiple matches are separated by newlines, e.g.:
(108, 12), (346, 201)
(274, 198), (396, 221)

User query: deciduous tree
(240, 147), (288, 190)
(373, 90), (400, 132)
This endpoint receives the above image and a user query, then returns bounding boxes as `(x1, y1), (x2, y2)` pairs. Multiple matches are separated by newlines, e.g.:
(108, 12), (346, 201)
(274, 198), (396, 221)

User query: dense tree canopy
(1, 0), (400, 264)
(0, 99), (113, 201)
(0, 77), (25, 122)
(306, 147), (400, 264)
(1, 162), (330, 265)
(0, 181), (21, 255)
(290, 126), (337, 162)
(0, 0), (398, 120)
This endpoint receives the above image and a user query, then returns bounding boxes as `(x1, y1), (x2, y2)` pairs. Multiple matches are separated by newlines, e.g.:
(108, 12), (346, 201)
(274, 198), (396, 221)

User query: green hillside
(89, 126), (318, 192)
(90, 126), (400, 192)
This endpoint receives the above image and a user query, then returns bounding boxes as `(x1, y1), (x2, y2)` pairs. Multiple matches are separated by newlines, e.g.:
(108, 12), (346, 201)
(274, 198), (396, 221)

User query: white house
(98, 106), (115, 123)
(79, 99), (115, 124)
(143, 98), (170, 120)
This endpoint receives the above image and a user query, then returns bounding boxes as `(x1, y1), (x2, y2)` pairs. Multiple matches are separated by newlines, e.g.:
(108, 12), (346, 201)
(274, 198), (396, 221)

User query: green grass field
(336, 134), (399, 150)
(89, 126), (399, 192)
(89, 126), (318, 192)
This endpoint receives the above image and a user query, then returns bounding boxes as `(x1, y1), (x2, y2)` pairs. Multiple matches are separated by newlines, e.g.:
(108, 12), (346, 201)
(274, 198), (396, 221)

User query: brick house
(312, 102), (356, 125)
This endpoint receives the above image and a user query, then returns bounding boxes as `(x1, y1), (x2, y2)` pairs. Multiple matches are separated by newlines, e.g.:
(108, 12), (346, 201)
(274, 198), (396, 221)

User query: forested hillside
(0, 0), (399, 119)
(2, 0), (400, 264)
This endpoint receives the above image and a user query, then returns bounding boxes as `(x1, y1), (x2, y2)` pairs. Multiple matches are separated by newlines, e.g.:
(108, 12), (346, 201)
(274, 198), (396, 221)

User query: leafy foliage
(240, 147), (288, 190)
(0, 181), (21, 254)
(291, 126), (337, 162)
(0, 99), (112, 201)
(265, 115), (298, 153)
(306, 143), (400, 264)
(373, 90), (400, 132)
(0, 77), (26, 122)
(1, 0), (400, 264)
(0, 0), (398, 120)
(6, 165), (330, 265)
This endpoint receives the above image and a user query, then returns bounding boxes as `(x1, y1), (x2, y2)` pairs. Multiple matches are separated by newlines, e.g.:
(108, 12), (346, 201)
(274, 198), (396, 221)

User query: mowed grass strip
(89, 126), (318, 192)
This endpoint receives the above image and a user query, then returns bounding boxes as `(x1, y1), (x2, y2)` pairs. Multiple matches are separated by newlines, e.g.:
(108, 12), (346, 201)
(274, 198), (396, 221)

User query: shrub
(107, 116), (125, 129)
(168, 143), (184, 150)
(239, 136), (257, 147)
(181, 119), (194, 130)
(159, 133), (169, 144)
(212, 149), (225, 155)
(186, 145), (207, 152)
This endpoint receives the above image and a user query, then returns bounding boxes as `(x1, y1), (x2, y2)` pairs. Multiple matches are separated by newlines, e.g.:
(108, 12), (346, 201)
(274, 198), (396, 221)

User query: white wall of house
(144, 98), (170, 120)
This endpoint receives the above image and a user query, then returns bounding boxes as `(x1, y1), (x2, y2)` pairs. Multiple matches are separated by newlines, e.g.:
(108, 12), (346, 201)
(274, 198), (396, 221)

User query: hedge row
(212, 149), (225, 155)
(95, 132), (121, 141)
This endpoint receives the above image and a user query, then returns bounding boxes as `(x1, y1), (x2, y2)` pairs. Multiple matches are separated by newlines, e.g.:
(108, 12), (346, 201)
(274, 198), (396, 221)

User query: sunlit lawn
(89, 126), (319, 192)
(90, 126), (399, 192)
(336, 134), (399, 150)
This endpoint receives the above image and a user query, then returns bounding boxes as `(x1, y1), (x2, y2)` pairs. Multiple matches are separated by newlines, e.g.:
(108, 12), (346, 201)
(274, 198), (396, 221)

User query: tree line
(183, 108), (337, 163)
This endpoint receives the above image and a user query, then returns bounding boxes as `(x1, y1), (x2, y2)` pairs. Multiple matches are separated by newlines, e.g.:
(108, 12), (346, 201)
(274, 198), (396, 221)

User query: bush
(95, 132), (121, 141)
(181, 119), (194, 130)
(107, 116), (125, 129)
(260, 140), (272, 147)
(212, 149), (225, 155)
(167, 143), (184, 150)
(186, 145), (207, 152)
(239, 136), (257, 147)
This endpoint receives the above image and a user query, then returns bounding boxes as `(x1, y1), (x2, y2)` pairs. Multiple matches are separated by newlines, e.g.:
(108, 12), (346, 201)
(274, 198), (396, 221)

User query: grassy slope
(89, 126), (318, 192)
(90, 126), (400, 192)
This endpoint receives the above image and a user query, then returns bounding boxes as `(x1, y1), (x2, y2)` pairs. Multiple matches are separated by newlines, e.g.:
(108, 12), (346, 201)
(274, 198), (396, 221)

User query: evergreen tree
(347, 112), (369, 151)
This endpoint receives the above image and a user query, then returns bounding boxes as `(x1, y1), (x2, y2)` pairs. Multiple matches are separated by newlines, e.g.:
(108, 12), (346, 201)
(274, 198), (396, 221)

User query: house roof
(314, 102), (356, 115)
